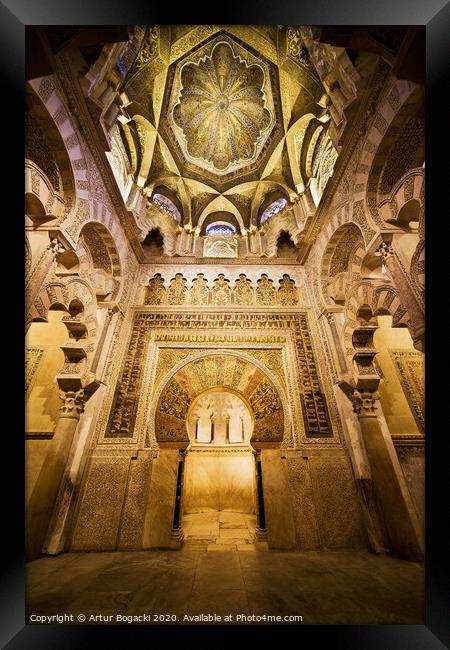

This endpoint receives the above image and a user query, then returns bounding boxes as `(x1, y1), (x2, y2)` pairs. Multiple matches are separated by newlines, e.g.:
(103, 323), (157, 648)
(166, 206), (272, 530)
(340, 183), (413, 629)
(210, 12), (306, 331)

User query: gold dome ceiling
(160, 31), (285, 191)
(115, 26), (329, 228)
(172, 40), (272, 173)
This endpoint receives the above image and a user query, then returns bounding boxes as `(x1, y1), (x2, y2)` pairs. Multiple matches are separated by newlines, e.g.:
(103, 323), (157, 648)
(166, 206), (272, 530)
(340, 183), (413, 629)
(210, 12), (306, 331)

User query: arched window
(260, 198), (287, 225)
(205, 223), (236, 236)
(152, 193), (181, 224)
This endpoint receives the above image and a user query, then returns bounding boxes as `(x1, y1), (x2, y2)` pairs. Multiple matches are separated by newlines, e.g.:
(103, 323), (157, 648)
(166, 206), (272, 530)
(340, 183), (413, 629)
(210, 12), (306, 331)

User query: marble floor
(182, 511), (262, 551)
(27, 524), (424, 625)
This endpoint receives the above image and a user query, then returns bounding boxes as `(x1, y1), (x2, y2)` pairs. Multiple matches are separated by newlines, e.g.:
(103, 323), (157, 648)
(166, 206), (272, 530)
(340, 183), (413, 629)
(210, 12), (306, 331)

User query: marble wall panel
(308, 454), (366, 549)
(182, 452), (256, 513)
(117, 453), (153, 550)
(396, 445), (424, 530)
(70, 456), (130, 551)
(286, 457), (320, 549)
(261, 450), (297, 549)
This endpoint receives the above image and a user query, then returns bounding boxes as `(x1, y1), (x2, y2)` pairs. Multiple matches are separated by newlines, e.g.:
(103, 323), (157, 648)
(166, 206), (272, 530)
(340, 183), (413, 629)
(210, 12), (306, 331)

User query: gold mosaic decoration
(286, 27), (312, 69)
(126, 26), (160, 82)
(105, 312), (333, 441)
(167, 274), (187, 305)
(155, 353), (284, 443)
(278, 274), (299, 305)
(256, 274), (276, 305)
(153, 348), (195, 394)
(234, 274), (254, 305)
(189, 273), (209, 305)
(161, 31), (284, 191)
(145, 272), (300, 306)
(145, 273), (166, 305)
(390, 350), (425, 434)
(173, 41), (271, 172)
(211, 274), (231, 305)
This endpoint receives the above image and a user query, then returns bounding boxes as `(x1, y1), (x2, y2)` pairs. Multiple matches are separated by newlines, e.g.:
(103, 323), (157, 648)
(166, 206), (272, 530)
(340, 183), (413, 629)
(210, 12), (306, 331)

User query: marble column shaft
(351, 390), (424, 560)
(326, 312), (348, 374)
(89, 308), (115, 374)
(26, 389), (85, 560)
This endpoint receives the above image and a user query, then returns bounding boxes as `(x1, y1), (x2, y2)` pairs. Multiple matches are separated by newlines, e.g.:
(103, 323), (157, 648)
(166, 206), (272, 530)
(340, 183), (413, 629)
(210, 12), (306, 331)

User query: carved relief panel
(167, 273), (187, 305)
(211, 274), (231, 305)
(256, 274), (276, 305)
(189, 273), (210, 305)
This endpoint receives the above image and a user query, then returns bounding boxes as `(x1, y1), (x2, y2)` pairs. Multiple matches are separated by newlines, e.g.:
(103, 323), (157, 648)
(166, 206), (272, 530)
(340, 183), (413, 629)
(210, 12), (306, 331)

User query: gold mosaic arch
(154, 353), (284, 444)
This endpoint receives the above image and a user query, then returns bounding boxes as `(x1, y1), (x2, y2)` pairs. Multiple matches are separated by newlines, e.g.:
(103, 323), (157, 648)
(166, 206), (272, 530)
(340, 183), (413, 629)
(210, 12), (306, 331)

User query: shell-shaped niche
(173, 41), (271, 171)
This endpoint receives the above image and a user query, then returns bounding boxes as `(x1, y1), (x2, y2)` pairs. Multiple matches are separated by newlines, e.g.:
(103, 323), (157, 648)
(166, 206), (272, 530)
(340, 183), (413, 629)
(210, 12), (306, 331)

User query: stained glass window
(152, 193), (181, 223)
(205, 223), (236, 236)
(260, 198), (287, 225)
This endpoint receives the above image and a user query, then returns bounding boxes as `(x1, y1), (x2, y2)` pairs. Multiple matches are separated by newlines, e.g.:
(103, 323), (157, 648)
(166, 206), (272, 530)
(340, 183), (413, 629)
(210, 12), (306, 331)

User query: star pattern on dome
(161, 31), (284, 192)
(173, 41), (272, 172)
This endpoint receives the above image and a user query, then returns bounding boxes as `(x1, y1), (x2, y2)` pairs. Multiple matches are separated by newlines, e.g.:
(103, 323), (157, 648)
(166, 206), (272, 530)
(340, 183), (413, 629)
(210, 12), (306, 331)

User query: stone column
(376, 240), (425, 351)
(172, 452), (185, 532)
(333, 384), (386, 555)
(324, 311), (349, 374)
(26, 235), (67, 327)
(89, 307), (116, 374)
(254, 452), (267, 540)
(194, 417), (199, 443)
(210, 416), (215, 444)
(225, 416), (230, 443)
(26, 389), (85, 560)
(349, 388), (424, 560)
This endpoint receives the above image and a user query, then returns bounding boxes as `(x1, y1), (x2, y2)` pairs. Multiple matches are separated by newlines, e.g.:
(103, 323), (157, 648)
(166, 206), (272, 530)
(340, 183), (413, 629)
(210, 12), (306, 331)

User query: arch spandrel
(153, 352), (286, 446)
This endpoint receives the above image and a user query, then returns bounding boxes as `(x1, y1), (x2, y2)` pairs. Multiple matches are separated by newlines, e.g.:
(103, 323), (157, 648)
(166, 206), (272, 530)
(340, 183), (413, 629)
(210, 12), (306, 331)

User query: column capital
(48, 237), (67, 262)
(375, 240), (394, 262)
(59, 389), (85, 419)
(351, 389), (380, 418)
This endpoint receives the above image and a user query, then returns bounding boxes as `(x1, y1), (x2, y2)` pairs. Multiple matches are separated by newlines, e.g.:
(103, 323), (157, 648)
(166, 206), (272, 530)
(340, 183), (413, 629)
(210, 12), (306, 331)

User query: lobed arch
(319, 221), (366, 310)
(25, 161), (67, 226)
(148, 349), (290, 447)
(342, 280), (410, 369)
(312, 201), (376, 279)
(26, 278), (98, 379)
(25, 84), (76, 214)
(377, 167), (424, 234)
(78, 221), (122, 301)
(27, 76), (91, 211)
(353, 78), (424, 227)
(264, 213), (299, 258)
(409, 239), (425, 300)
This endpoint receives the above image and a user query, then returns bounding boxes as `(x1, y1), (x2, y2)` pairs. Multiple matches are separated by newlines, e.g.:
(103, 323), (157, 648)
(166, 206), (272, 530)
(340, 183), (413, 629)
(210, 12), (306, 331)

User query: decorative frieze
(144, 272), (301, 307)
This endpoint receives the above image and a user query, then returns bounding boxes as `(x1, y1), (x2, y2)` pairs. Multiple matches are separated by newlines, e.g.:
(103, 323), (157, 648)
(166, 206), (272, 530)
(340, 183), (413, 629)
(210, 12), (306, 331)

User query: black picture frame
(5, 0), (449, 646)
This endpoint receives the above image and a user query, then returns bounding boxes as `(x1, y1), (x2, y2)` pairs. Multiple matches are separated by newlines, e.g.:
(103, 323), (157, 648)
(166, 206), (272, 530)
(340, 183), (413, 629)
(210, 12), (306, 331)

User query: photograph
(14, 15), (442, 644)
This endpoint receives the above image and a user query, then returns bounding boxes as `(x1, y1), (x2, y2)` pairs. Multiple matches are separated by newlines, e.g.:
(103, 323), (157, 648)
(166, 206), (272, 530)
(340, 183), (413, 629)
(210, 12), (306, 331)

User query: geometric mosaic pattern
(390, 349), (425, 434)
(155, 356), (284, 443)
(105, 311), (333, 439)
(25, 346), (45, 394)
